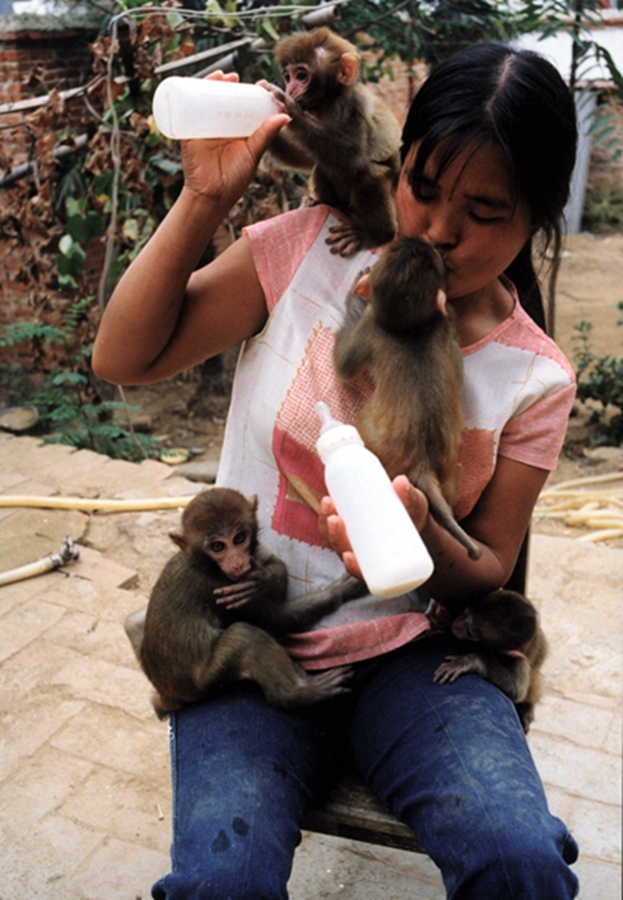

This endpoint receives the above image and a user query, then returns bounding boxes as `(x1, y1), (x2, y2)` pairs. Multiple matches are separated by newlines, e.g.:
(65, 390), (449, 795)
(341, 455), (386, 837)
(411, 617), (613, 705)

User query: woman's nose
(424, 206), (459, 250)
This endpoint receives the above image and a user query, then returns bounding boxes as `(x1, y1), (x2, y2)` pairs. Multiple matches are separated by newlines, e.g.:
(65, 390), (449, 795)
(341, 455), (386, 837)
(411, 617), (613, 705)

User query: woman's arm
(321, 456), (548, 604)
(92, 77), (290, 386)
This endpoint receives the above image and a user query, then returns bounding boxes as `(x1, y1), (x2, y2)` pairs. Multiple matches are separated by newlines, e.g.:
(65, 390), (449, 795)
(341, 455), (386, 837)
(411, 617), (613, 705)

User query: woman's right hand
(179, 72), (291, 207)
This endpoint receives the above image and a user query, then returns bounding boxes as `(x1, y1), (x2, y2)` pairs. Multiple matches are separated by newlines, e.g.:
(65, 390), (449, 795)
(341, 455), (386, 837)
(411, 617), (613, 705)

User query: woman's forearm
(92, 188), (231, 386)
(92, 109), (290, 387)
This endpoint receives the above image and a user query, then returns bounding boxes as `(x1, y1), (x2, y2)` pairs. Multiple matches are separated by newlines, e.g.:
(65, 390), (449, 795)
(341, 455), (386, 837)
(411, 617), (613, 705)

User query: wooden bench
(302, 532), (530, 853)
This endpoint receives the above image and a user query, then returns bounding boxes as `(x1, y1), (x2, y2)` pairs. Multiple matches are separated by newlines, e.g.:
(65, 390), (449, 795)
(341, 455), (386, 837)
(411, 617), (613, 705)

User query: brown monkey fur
(334, 235), (481, 560)
(431, 589), (548, 732)
(265, 27), (402, 256)
(127, 488), (365, 718)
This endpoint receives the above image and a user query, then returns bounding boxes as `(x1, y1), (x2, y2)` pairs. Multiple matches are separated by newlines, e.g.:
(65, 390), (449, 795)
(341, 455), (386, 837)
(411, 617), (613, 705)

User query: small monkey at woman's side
(264, 27), (402, 256)
(431, 589), (548, 732)
(334, 235), (481, 560)
(127, 488), (365, 718)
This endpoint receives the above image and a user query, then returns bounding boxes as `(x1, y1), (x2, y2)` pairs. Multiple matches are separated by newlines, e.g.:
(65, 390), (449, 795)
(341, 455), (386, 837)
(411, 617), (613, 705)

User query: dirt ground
(120, 230), (623, 544)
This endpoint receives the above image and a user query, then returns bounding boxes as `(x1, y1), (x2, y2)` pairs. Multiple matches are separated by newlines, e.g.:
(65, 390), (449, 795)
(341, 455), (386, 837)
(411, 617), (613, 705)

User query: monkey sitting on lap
(126, 488), (366, 718)
(430, 590), (548, 733)
(334, 235), (481, 560)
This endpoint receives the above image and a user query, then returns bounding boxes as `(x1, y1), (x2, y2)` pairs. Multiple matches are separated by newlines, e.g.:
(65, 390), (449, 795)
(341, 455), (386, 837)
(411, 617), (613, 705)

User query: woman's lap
(152, 635), (579, 900)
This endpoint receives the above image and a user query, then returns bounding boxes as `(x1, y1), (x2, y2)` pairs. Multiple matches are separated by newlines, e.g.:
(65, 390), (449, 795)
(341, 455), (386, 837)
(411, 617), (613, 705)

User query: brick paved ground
(0, 431), (620, 900)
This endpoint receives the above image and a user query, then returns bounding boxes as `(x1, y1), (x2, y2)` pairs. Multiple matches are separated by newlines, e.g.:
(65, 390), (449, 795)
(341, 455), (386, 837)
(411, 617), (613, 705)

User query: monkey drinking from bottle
(264, 27), (402, 256)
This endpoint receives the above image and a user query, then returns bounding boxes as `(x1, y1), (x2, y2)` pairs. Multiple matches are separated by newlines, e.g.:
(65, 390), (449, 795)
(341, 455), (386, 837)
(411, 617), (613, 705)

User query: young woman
(93, 42), (580, 900)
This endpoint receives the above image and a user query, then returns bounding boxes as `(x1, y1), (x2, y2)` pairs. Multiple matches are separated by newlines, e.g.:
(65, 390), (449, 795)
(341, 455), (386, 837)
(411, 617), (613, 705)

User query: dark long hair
(401, 43), (577, 331)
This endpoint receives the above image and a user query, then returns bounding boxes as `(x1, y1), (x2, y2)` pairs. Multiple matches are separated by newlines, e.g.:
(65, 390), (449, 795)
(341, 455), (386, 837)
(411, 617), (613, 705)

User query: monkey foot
(326, 224), (362, 258)
(303, 664), (353, 701)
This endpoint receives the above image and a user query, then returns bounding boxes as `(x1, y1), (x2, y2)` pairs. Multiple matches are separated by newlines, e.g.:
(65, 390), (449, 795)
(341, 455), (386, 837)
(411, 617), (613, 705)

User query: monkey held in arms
(130, 488), (365, 718)
(334, 236), (481, 560)
(265, 27), (402, 256)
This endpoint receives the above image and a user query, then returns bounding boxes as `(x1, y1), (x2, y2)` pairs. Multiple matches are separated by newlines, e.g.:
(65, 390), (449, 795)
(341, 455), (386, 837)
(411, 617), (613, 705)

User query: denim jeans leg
(348, 635), (580, 900)
(151, 684), (343, 900)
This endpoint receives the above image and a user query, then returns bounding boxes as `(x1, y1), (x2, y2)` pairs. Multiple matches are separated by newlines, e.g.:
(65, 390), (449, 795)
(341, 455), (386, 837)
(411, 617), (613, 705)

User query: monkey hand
(432, 654), (480, 685)
(213, 557), (276, 610)
(213, 577), (261, 610)
(257, 79), (289, 111)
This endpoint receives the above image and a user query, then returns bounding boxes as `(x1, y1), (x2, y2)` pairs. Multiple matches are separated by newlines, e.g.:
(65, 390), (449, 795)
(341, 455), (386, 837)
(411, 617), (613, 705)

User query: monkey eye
(208, 540), (226, 554)
(233, 531), (248, 546)
(294, 66), (309, 83)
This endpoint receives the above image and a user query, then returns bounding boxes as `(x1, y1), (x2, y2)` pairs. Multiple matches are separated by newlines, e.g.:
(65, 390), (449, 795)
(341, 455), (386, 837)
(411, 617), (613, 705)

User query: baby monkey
(334, 235), (481, 560)
(431, 589), (548, 733)
(127, 488), (365, 718)
(264, 27), (402, 256)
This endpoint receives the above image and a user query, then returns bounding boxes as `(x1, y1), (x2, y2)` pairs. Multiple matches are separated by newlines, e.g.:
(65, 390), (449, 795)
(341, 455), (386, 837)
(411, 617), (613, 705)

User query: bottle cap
(315, 402), (363, 460)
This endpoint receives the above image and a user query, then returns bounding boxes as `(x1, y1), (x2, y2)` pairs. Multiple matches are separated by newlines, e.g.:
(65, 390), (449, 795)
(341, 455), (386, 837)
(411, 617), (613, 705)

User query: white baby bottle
(315, 402), (434, 599)
(152, 76), (281, 140)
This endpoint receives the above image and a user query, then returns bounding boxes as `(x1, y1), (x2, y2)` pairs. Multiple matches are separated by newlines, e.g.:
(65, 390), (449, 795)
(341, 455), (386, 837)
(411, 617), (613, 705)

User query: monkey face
(450, 609), (479, 642)
(203, 528), (253, 581)
(282, 63), (312, 103)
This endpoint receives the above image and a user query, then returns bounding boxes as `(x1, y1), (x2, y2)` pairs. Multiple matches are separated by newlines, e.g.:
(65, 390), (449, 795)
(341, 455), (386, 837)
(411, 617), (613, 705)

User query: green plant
(582, 182), (623, 233)
(573, 302), (623, 445)
(0, 297), (160, 461)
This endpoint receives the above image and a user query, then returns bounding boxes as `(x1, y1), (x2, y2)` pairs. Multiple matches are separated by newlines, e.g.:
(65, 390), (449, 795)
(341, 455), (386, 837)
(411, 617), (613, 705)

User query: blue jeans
(152, 634), (579, 899)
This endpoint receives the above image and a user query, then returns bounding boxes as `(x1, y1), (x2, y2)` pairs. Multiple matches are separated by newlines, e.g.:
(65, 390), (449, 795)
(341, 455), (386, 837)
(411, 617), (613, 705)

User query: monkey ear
(249, 494), (259, 513)
(169, 530), (190, 553)
(338, 52), (360, 85)
(435, 289), (448, 317)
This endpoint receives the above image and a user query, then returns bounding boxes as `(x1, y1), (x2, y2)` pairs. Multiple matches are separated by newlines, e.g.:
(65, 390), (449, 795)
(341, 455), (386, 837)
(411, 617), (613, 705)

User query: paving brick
(0, 638), (83, 705)
(573, 857), (622, 900)
(50, 655), (155, 719)
(51, 703), (170, 778)
(0, 744), (93, 831)
(70, 837), (170, 900)
(0, 596), (68, 663)
(603, 711), (622, 756)
(0, 566), (55, 615)
(59, 765), (171, 852)
(529, 732), (622, 805)
(0, 698), (85, 782)
(565, 794), (622, 864)
(2, 813), (105, 900)
(44, 610), (140, 667)
(530, 693), (617, 749)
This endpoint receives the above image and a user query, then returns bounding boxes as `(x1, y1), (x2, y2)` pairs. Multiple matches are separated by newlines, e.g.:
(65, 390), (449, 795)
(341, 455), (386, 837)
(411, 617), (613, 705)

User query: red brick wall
(0, 16), (98, 342)
(0, 17), (96, 164)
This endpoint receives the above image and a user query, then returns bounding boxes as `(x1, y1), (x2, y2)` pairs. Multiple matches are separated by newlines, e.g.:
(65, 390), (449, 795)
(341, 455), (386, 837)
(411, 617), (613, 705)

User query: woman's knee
(152, 833), (293, 900)
(442, 815), (579, 899)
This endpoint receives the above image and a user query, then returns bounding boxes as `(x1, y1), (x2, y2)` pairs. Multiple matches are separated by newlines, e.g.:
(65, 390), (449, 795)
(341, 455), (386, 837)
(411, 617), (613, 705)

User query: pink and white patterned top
(215, 205), (576, 669)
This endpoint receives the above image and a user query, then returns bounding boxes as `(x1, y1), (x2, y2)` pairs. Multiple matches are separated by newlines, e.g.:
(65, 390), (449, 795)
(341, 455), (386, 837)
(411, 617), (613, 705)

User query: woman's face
(395, 140), (532, 301)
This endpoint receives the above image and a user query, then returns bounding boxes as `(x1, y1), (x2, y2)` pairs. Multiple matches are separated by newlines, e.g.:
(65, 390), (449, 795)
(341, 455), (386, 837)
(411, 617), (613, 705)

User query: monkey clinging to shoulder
(334, 235), (481, 561)
(125, 488), (365, 718)
(431, 589), (548, 733)
(264, 27), (402, 257)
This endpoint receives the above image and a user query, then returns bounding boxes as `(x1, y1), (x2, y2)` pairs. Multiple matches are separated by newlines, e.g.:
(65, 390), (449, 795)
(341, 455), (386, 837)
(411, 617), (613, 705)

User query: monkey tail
(412, 472), (482, 561)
